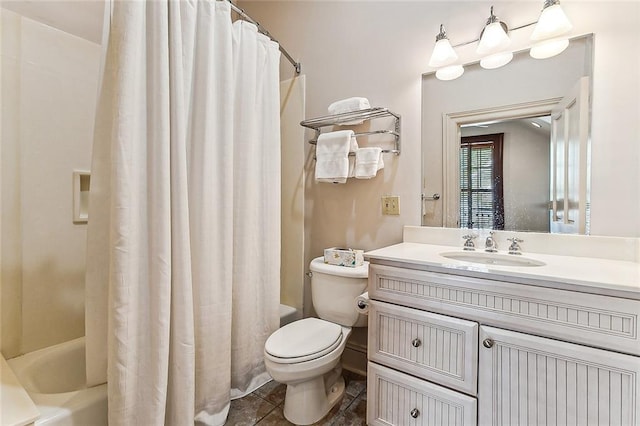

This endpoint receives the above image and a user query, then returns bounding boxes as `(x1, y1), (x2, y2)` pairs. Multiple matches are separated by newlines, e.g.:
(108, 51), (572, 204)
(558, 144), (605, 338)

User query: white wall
(239, 0), (639, 316)
(1, 9), (101, 357)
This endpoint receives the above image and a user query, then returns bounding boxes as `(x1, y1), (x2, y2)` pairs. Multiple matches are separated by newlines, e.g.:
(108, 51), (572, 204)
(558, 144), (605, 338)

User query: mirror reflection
(459, 116), (550, 232)
(422, 34), (593, 234)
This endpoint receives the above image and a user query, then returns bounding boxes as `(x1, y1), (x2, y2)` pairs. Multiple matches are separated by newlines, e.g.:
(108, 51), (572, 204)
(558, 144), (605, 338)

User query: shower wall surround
(0, 9), (101, 357)
(280, 75), (306, 314)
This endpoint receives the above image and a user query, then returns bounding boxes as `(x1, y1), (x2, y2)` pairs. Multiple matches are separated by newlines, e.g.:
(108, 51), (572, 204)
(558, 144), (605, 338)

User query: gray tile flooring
(224, 371), (367, 426)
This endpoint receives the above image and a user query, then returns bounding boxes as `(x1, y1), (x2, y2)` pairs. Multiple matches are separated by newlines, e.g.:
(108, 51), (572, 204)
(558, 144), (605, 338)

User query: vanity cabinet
(366, 262), (640, 426)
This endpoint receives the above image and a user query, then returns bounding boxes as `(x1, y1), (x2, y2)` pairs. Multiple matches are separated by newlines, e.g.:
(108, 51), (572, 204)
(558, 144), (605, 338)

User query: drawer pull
(410, 408), (420, 418)
(482, 338), (494, 348)
(411, 338), (422, 348)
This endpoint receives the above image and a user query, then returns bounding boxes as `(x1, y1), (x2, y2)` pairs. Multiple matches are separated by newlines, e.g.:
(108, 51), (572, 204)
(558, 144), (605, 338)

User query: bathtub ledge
(1, 354), (40, 426)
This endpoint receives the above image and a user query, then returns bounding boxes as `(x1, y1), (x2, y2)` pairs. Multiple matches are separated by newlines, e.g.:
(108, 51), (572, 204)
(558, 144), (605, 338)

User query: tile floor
(224, 371), (367, 426)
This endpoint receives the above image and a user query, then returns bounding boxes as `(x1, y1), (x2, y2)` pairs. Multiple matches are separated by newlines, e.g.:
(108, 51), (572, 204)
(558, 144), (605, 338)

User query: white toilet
(263, 256), (368, 425)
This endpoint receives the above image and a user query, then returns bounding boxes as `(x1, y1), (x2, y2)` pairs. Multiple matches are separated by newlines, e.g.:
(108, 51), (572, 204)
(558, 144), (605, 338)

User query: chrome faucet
(507, 237), (524, 255)
(484, 231), (498, 252)
(462, 234), (477, 251)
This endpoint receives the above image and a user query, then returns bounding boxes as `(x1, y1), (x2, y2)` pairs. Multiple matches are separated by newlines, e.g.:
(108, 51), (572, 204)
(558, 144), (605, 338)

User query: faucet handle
(462, 234), (477, 251)
(507, 237), (524, 254)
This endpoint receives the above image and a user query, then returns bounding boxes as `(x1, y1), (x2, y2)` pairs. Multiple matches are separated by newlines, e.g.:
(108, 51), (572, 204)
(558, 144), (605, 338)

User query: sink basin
(440, 251), (546, 267)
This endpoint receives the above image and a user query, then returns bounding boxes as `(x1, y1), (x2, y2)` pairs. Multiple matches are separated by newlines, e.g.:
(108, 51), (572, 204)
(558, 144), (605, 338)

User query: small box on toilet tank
(323, 247), (364, 267)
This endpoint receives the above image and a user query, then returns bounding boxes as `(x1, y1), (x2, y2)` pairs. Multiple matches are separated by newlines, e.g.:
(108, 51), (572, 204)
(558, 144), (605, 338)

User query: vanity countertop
(365, 242), (640, 300)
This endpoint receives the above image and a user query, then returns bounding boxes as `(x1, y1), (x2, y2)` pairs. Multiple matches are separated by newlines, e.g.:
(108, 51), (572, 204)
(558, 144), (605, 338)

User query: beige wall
(240, 1), (640, 314)
(1, 9), (101, 357)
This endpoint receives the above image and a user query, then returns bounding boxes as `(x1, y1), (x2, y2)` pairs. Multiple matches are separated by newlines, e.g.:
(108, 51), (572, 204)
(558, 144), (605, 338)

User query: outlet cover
(382, 196), (400, 215)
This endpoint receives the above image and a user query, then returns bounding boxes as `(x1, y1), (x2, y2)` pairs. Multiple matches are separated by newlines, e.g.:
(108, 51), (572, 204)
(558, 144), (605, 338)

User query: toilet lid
(265, 318), (343, 362)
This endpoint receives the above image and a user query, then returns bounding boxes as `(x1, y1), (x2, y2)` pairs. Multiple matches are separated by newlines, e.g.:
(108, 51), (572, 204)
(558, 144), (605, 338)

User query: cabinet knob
(410, 408), (420, 419)
(482, 338), (494, 348)
(411, 338), (422, 348)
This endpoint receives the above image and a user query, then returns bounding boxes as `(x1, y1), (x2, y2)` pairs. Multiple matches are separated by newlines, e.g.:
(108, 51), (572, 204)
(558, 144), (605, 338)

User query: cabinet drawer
(369, 264), (640, 356)
(367, 362), (477, 426)
(368, 300), (478, 395)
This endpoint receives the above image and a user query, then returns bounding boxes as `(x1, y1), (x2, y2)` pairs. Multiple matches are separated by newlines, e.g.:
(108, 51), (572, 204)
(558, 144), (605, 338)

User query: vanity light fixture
(531, 0), (573, 41)
(428, 25), (458, 67)
(427, 0), (573, 80)
(530, 0), (573, 59)
(477, 7), (513, 70)
(428, 24), (465, 81)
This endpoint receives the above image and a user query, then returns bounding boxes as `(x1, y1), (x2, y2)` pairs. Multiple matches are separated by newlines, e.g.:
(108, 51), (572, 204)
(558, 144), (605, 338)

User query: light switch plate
(382, 196), (400, 215)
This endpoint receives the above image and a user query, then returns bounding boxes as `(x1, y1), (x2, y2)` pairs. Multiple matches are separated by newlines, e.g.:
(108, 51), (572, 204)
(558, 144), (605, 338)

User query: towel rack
(300, 107), (401, 156)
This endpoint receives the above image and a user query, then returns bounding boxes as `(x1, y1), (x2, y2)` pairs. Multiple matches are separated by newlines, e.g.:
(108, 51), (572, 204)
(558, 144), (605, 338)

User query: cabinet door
(479, 325), (640, 426)
(368, 362), (477, 426)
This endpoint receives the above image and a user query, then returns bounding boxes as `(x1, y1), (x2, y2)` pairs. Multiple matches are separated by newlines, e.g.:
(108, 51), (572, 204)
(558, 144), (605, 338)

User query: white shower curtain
(85, 1), (281, 424)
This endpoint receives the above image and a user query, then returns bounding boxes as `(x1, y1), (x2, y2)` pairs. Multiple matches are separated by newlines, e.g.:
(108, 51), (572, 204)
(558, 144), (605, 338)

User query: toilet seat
(265, 318), (343, 364)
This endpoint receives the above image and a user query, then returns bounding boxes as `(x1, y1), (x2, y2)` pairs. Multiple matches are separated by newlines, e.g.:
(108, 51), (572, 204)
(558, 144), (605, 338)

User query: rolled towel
(355, 147), (384, 179)
(315, 130), (358, 184)
(328, 97), (371, 115)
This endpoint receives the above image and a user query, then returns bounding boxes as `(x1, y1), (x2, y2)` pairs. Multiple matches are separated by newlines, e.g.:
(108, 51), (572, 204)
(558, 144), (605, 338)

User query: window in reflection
(460, 134), (504, 230)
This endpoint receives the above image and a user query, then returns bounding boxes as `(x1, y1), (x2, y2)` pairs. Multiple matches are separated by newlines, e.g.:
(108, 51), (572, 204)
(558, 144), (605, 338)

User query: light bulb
(436, 65), (465, 81)
(531, 1), (573, 41)
(480, 51), (514, 69)
(530, 37), (569, 59)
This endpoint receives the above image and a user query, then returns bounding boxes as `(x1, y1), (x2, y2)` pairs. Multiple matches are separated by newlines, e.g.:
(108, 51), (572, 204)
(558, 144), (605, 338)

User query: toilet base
(283, 368), (345, 425)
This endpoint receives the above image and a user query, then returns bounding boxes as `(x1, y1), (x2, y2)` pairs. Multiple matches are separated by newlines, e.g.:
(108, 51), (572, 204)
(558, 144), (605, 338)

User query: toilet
(263, 256), (368, 425)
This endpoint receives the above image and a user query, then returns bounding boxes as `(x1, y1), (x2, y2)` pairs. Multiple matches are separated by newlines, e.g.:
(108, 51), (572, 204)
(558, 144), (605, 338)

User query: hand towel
(355, 147), (384, 179)
(328, 97), (371, 115)
(315, 130), (358, 183)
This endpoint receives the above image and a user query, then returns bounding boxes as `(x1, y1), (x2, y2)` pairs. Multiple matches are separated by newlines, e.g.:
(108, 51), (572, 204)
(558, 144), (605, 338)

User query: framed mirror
(421, 34), (593, 234)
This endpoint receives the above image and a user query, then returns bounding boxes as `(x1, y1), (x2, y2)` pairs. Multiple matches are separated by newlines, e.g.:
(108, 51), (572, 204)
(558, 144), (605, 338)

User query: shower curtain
(84, 1), (281, 424)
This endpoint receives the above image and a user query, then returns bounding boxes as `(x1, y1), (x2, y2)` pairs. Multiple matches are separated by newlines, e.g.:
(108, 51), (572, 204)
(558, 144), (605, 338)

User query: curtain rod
(225, 0), (301, 74)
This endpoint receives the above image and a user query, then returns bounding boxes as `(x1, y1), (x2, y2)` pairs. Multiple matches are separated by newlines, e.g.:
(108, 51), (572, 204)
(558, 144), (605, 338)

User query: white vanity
(365, 226), (640, 426)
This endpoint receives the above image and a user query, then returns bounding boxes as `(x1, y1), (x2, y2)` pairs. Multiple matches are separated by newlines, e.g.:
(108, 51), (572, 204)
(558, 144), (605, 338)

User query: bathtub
(279, 303), (299, 326)
(7, 337), (107, 426)
(4, 306), (295, 425)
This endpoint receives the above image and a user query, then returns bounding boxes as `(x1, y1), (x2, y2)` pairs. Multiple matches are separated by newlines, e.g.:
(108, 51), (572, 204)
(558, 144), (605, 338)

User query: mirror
(421, 34), (593, 234)
(459, 115), (551, 232)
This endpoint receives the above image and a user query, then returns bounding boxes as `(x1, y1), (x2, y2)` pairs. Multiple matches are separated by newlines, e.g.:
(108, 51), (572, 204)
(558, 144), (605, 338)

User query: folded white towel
(328, 97), (371, 115)
(355, 147), (384, 179)
(328, 97), (371, 125)
(315, 130), (358, 184)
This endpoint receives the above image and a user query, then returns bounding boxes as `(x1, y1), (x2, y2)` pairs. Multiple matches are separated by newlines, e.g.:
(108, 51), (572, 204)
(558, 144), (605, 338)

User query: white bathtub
(4, 306), (295, 425)
(7, 337), (107, 426)
(279, 303), (299, 326)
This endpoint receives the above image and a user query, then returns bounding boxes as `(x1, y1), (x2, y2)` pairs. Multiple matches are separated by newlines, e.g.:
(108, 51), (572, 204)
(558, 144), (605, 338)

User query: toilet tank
(309, 257), (368, 327)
